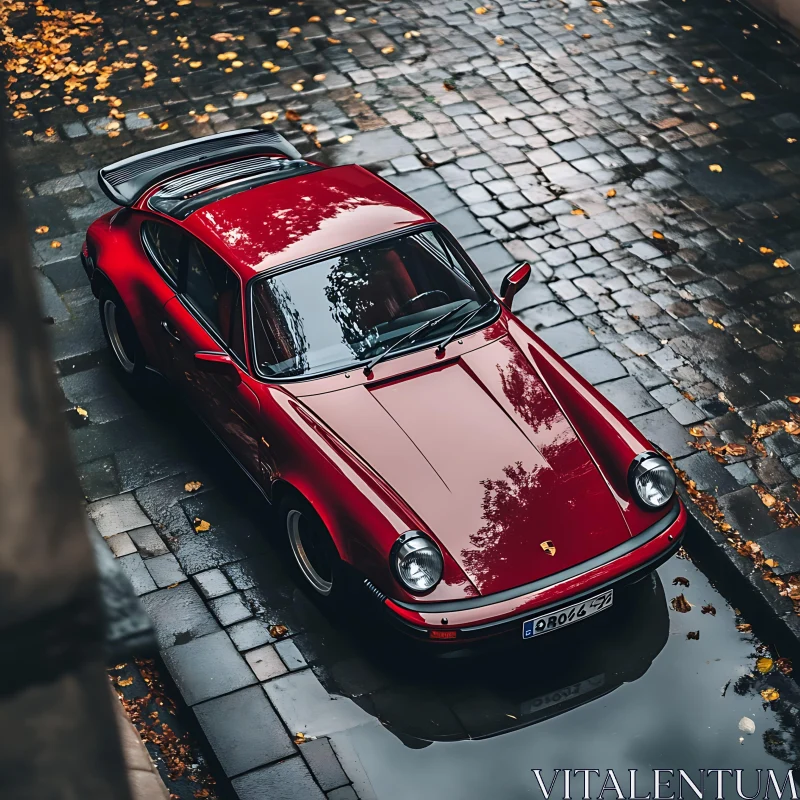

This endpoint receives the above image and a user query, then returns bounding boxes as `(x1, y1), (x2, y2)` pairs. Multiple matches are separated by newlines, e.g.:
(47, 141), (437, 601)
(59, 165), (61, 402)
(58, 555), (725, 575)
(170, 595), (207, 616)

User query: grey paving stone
(757, 529), (800, 576)
(519, 302), (575, 329)
(467, 241), (515, 273)
(718, 488), (778, 540)
(667, 399), (707, 426)
(116, 553), (157, 596)
(246, 644), (288, 681)
(300, 738), (349, 792)
(139, 583), (220, 650)
(597, 377), (661, 419)
(87, 493), (150, 537)
(331, 128), (415, 165)
(726, 461), (760, 486)
(193, 686), (295, 777)
(676, 451), (740, 496)
(232, 756), (326, 800)
(193, 568), (234, 600)
(327, 788), (358, 800)
(144, 553), (186, 588)
(209, 592), (253, 626)
(128, 524), (169, 558)
(105, 531), (137, 558)
(162, 630), (256, 706)
(228, 618), (276, 651)
(633, 409), (694, 457)
(275, 639), (308, 671)
(537, 321), (599, 357)
(566, 349), (626, 385)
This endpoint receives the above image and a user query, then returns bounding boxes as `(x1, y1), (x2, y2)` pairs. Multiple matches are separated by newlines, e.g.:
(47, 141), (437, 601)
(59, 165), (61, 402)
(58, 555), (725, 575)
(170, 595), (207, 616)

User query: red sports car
(83, 127), (685, 643)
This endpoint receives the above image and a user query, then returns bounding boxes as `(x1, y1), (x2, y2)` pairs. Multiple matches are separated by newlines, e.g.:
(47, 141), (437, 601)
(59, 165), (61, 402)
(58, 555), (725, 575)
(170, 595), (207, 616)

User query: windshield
(250, 227), (498, 379)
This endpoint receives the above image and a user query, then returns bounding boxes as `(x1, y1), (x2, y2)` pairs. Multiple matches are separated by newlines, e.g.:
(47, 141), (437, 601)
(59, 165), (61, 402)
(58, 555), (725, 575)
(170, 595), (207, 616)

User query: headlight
(629, 452), (676, 509)
(391, 532), (443, 594)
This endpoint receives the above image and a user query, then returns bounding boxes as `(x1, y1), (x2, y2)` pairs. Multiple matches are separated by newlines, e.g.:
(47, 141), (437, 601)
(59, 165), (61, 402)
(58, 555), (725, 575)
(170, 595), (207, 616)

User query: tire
(279, 494), (344, 600)
(99, 288), (148, 386)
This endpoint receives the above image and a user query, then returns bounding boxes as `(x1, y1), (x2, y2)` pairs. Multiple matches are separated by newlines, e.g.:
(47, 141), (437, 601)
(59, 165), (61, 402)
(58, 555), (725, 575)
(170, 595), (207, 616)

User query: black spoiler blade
(97, 125), (302, 207)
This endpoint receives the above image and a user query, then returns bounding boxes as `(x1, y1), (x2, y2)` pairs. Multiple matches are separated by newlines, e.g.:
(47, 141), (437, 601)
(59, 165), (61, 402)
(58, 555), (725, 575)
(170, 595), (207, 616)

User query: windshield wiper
(363, 300), (471, 376)
(435, 300), (493, 354)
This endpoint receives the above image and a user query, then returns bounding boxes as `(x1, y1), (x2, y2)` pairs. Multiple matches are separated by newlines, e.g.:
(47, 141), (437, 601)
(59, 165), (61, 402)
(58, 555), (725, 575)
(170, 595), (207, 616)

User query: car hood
(301, 337), (632, 596)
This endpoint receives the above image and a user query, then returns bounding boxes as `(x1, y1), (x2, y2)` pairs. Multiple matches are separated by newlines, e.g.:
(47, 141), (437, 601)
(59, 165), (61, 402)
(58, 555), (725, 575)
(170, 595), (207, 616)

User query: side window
(184, 240), (245, 361)
(141, 221), (183, 284)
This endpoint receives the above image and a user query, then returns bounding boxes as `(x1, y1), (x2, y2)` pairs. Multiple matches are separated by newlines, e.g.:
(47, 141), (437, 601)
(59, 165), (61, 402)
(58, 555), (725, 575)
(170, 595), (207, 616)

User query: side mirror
(194, 351), (241, 384)
(499, 262), (532, 309)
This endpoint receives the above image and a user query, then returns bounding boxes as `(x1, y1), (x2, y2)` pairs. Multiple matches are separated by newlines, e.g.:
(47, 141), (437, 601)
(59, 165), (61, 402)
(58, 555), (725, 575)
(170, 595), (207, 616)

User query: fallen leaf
(571, 208), (585, 216)
(496, 36), (505, 45)
(184, 481), (203, 492)
(276, 40), (290, 50)
(759, 492), (777, 508)
(269, 7), (282, 15)
(381, 46), (395, 54)
(294, 732), (307, 744)
(761, 688), (780, 702)
(291, 83), (304, 92)
(189, 61), (202, 68)
(232, 91), (248, 100)
(606, 188), (616, 197)
(269, 624), (289, 638)
(701, 604), (716, 615)
(581, 33), (592, 39)
(692, 60), (705, 67)
(211, 32), (236, 42)
(759, 246), (774, 254)
(757, 657), (774, 674)
(788, 396), (800, 404)
(327, 37), (341, 44)
(217, 51), (238, 61)
(313, 73), (327, 82)
(794, 323), (800, 333)
(475, 6), (488, 13)
(338, 134), (353, 143)
(709, 164), (723, 172)
(50, 240), (61, 249)
(309, 16), (321, 22)
(687, 631), (700, 640)
(708, 317), (724, 330)
(724, 443), (747, 457)
(736, 623), (752, 632)
(159, 122), (169, 130)
(204, 104), (218, 112)
(35, 225), (49, 234)
(708, 122), (719, 130)
(764, 558), (779, 568)
(565, 23), (575, 30)
(117, 676), (134, 687)
(290, 27), (302, 34)
(301, 123), (317, 133)
(741, 92), (756, 101)
(673, 576), (690, 586)
(688, 426), (705, 437)
(739, 717), (756, 734)
(75, 406), (89, 418)
(262, 61), (275, 69)
(193, 114), (210, 123)
(261, 111), (279, 123)
(193, 518), (211, 533)
(652, 230), (665, 239)
(784, 421), (800, 435)
(775, 657), (793, 675)
(285, 109), (302, 122)
(774, 258), (790, 268)
(671, 594), (692, 613)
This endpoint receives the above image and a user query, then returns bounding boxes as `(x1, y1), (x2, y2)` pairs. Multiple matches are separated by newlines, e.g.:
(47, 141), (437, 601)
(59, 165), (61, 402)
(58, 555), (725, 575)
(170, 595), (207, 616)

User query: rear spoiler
(97, 126), (302, 207)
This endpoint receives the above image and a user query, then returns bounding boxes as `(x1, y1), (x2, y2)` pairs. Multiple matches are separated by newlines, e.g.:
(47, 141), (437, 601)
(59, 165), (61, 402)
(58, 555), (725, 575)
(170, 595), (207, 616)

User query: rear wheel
(99, 288), (148, 385)
(280, 495), (342, 599)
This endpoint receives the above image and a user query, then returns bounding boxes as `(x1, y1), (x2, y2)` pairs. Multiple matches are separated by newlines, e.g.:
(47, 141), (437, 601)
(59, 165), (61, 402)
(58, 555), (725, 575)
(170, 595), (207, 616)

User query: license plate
(522, 589), (613, 639)
(520, 674), (606, 716)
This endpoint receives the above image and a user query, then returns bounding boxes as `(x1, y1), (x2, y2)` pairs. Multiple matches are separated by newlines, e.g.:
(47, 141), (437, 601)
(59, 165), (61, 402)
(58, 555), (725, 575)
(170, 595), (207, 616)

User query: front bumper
(378, 499), (686, 642)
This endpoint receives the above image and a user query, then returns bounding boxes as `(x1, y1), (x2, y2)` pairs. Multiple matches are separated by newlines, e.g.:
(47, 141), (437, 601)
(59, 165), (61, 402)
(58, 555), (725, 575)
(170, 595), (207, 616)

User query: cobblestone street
(5, 0), (800, 796)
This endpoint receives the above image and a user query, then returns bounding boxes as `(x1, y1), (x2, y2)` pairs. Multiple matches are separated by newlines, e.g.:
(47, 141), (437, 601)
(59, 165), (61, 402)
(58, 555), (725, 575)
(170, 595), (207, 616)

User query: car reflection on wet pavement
(121, 394), (800, 800)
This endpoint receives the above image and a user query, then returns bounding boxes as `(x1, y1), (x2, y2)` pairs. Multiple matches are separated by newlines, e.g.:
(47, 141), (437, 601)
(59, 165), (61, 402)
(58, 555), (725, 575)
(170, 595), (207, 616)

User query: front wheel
(280, 495), (342, 599)
(99, 288), (148, 385)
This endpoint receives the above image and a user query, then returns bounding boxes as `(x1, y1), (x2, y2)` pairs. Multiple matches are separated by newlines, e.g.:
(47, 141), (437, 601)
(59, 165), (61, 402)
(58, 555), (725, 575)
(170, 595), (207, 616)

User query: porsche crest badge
(540, 540), (556, 557)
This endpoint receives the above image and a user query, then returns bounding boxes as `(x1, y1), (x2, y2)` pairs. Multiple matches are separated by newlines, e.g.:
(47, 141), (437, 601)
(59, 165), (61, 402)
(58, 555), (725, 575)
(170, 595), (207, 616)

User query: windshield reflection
(250, 227), (497, 379)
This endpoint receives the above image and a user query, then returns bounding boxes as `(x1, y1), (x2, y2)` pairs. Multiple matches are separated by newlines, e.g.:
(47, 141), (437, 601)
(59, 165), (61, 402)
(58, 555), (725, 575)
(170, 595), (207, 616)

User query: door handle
(160, 320), (181, 342)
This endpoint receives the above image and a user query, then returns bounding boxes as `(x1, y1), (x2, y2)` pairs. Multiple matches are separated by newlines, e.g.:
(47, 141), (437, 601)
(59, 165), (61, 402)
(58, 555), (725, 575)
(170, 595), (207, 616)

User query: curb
(678, 484), (800, 655)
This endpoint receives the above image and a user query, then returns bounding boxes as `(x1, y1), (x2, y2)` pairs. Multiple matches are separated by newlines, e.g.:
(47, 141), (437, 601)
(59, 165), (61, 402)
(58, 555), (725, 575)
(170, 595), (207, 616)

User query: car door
(161, 238), (261, 480)
(135, 219), (185, 375)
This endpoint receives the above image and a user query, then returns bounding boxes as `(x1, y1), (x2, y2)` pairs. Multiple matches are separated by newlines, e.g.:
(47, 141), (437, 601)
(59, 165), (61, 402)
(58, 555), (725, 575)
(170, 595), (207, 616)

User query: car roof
(175, 164), (434, 281)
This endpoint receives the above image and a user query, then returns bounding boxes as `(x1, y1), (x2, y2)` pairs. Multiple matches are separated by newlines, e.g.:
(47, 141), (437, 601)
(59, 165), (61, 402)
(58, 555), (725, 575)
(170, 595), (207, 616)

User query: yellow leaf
(759, 246), (774, 254)
(184, 481), (203, 492)
(761, 688), (780, 702)
(764, 559), (779, 568)
(313, 73), (327, 81)
(787, 396), (800, 404)
(35, 225), (49, 234)
(117, 676), (134, 687)
(290, 27), (301, 34)
(652, 230), (664, 239)
(606, 188), (616, 197)
(269, 7), (282, 15)
(232, 91), (248, 100)
(757, 657), (774, 674)
(496, 36), (504, 45)
(338, 134), (353, 143)
(159, 122), (169, 130)
(171, 77), (181, 83)
(581, 33), (592, 39)
(291, 83), (304, 92)
(75, 406), (88, 418)
(211, 32), (236, 42)
(269, 624), (289, 637)
(294, 732), (307, 744)
(760, 493), (777, 508)
(741, 92), (756, 101)
(571, 208), (585, 216)
(682, 25), (693, 30)
(475, 6), (488, 14)
(334, 7), (347, 13)
(381, 46), (395, 54)
(309, 16), (321, 22)
(789, 138), (798, 144)
(688, 426), (704, 437)
(774, 258), (790, 268)
(193, 518), (211, 532)
(217, 51), (238, 61)
(794, 323), (800, 333)
(76, 104), (89, 113)
(276, 40), (290, 50)
(327, 37), (341, 44)
(691, 60), (704, 67)
(565, 23), (575, 30)
(301, 123), (317, 133)
(204, 104), (218, 112)
(708, 122), (719, 130)
(261, 111), (279, 123)
(189, 61), (202, 68)
(138, 112), (150, 119)
(709, 164), (723, 172)
(784, 421), (800, 435)
(50, 240), (62, 249)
